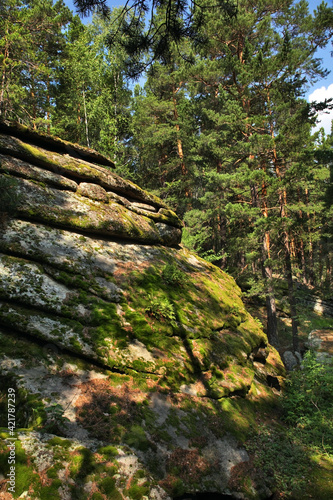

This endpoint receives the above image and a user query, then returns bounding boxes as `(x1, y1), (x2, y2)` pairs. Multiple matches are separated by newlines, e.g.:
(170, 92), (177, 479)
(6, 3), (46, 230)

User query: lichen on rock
(0, 124), (286, 500)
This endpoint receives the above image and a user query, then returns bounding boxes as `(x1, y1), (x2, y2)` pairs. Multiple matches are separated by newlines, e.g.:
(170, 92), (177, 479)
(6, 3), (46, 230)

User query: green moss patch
(0, 376), (46, 430)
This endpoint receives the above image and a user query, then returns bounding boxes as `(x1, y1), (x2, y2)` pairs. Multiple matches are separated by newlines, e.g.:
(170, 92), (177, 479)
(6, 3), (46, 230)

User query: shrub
(245, 422), (308, 497)
(145, 294), (177, 327)
(282, 351), (333, 454)
(43, 403), (71, 435)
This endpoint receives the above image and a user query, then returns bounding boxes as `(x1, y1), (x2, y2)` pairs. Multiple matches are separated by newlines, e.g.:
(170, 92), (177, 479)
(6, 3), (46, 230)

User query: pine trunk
(305, 188), (315, 285)
(47, 76), (51, 134)
(284, 230), (299, 352)
(261, 232), (279, 347)
(172, 86), (187, 178)
(299, 238), (308, 285)
(0, 30), (9, 117)
(252, 180), (279, 346)
(267, 87), (298, 350)
(82, 90), (90, 148)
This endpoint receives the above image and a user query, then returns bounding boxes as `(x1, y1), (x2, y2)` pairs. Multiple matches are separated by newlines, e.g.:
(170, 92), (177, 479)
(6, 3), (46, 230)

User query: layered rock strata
(0, 124), (182, 246)
(0, 124), (284, 500)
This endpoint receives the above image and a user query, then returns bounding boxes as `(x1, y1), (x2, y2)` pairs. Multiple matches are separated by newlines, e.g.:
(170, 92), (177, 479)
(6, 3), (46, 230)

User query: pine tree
(130, 43), (197, 215)
(182, 0), (333, 348)
(72, 0), (237, 72)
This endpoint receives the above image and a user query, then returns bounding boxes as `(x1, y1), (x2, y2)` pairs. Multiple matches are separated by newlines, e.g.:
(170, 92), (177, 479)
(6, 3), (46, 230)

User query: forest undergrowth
(245, 294), (333, 499)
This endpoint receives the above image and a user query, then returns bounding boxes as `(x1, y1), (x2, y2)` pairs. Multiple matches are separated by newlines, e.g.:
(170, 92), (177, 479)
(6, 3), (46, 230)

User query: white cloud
(308, 83), (333, 135)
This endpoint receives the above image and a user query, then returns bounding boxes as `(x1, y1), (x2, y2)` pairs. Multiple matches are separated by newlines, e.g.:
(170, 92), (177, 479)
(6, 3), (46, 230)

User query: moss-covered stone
(0, 153), (78, 191)
(0, 132), (172, 211)
(12, 177), (168, 243)
(130, 204), (183, 228)
(0, 127), (300, 499)
(0, 120), (115, 168)
(0, 129), (183, 246)
(77, 182), (109, 202)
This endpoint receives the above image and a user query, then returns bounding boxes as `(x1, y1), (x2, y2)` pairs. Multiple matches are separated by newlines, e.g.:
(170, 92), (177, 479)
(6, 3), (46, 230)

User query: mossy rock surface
(0, 130), (172, 209)
(0, 217), (285, 498)
(0, 120), (115, 168)
(0, 125), (183, 245)
(0, 126), (306, 499)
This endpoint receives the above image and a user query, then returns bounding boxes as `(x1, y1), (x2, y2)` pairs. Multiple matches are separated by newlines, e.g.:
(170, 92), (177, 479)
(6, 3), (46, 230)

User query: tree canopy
(1, 0), (333, 350)
(73, 0), (238, 74)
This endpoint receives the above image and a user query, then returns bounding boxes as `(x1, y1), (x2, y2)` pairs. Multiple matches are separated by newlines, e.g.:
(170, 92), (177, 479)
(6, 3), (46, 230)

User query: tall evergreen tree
(0, 0), (72, 128)
(72, 0), (237, 73)
(181, 0), (333, 347)
(130, 48), (197, 215)
(0, 0), (35, 122)
(52, 10), (132, 160)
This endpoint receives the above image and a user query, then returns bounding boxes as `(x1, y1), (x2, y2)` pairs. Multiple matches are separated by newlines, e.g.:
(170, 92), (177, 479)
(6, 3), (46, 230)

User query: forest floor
(244, 296), (333, 499)
(245, 300), (333, 356)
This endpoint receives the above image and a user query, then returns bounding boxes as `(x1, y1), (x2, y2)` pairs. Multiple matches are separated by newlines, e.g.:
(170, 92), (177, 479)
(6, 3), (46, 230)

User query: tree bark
(82, 90), (90, 148)
(0, 26), (9, 117)
(284, 230), (299, 352)
(251, 181), (279, 346)
(261, 228), (279, 347)
(267, 87), (298, 350)
(275, 160), (299, 352)
(47, 76), (51, 134)
(172, 89), (187, 177)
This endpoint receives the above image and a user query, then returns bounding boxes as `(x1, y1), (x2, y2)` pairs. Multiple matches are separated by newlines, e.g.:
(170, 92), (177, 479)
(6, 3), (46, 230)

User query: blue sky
(65, 0), (333, 132)
(307, 0), (333, 133)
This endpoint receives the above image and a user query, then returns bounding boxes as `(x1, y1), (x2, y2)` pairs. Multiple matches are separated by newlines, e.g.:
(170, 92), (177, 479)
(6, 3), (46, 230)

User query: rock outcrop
(307, 330), (333, 364)
(0, 124), (285, 500)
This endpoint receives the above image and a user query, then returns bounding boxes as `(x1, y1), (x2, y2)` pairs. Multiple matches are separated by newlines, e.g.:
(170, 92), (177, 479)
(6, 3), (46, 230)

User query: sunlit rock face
(0, 123), (284, 500)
